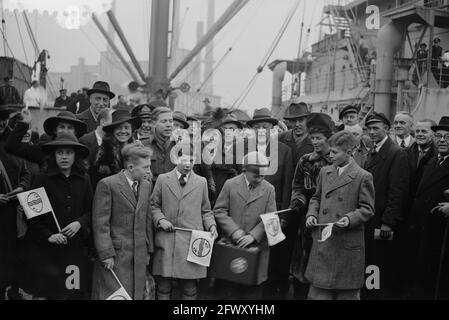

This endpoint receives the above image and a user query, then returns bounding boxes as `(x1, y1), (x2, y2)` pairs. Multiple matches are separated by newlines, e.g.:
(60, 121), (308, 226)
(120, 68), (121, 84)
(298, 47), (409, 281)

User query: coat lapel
(118, 172), (137, 207)
(247, 185), (265, 204)
(236, 175), (250, 202)
(181, 172), (200, 198)
(326, 161), (356, 194)
(365, 138), (390, 170)
(417, 157), (449, 195)
(166, 169), (182, 200)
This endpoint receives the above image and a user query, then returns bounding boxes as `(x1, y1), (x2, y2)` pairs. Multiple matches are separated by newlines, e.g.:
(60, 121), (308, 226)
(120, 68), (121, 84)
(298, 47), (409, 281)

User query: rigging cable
(186, 0), (267, 108)
(230, 0), (302, 110)
(0, 26), (31, 85)
(14, 10), (29, 65)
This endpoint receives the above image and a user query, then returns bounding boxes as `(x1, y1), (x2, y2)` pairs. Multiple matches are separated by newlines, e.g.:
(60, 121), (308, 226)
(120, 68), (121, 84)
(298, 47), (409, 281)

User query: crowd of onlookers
(1, 79), (449, 300)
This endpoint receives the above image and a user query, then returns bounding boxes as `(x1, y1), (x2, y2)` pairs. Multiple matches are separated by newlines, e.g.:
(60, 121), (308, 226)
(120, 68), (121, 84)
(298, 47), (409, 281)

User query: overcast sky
(2, 0), (327, 114)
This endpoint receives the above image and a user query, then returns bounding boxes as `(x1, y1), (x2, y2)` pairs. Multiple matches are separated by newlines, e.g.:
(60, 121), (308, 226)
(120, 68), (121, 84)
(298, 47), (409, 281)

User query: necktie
(248, 183), (254, 191)
(179, 174), (187, 187)
(132, 181), (139, 199)
(400, 139), (406, 148)
(437, 156), (445, 167)
(417, 149), (426, 167)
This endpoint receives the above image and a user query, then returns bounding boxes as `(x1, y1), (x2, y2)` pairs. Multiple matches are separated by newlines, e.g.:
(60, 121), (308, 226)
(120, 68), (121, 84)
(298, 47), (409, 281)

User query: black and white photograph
(1, 0), (449, 308)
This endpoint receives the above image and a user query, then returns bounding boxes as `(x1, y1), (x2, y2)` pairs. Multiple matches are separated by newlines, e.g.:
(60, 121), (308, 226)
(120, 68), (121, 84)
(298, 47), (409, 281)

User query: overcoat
(213, 174), (277, 282)
(363, 137), (409, 294)
(151, 169), (216, 279)
(77, 108), (98, 133)
(305, 161), (375, 290)
(91, 171), (154, 300)
(406, 156), (449, 298)
(279, 130), (313, 165)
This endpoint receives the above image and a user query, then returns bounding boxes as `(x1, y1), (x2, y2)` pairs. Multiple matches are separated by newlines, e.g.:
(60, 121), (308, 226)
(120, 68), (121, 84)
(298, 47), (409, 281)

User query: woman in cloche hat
(92, 110), (142, 184)
(21, 133), (92, 299)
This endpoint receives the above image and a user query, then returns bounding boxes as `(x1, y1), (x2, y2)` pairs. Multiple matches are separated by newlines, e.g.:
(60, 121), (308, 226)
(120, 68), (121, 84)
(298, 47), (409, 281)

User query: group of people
(1, 79), (449, 300)
(415, 37), (449, 88)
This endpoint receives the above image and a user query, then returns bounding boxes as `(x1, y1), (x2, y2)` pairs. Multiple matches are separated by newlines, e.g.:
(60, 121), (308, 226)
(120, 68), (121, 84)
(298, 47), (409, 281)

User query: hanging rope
(14, 10), (29, 66)
(230, 0), (302, 110)
(196, 47), (232, 93)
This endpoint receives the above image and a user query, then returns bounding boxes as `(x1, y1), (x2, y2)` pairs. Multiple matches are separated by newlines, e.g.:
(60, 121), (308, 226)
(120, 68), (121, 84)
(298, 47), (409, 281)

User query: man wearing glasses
(405, 116), (449, 299)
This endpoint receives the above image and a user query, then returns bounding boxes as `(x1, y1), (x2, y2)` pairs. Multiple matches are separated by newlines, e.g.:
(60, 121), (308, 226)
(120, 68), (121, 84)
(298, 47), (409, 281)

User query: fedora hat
(339, 104), (361, 120)
(432, 116), (449, 132)
(42, 133), (89, 159)
(173, 111), (189, 129)
(284, 102), (310, 120)
(43, 111), (87, 138)
(247, 108), (279, 127)
(103, 110), (142, 133)
(221, 113), (243, 129)
(87, 81), (115, 99)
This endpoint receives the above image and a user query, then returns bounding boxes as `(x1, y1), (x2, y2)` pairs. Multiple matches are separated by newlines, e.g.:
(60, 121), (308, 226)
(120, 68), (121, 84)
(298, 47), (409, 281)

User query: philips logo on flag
(27, 192), (43, 213)
(192, 238), (211, 258)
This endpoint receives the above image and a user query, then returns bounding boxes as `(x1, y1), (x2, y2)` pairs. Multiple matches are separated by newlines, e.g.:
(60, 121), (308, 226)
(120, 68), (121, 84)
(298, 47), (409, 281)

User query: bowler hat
(431, 116), (449, 132)
(87, 81), (115, 99)
(43, 111), (87, 138)
(283, 102), (310, 120)
(247, 108), (279, 127)
(221, 114), (243, 129)
(42, 133), (89, 159)
(103, 110), (142, 133)
(339, 104), (361, 120)
(307, 113), (335, 137)
(173, 111), (189, 129)
(365, 112), (391, 128)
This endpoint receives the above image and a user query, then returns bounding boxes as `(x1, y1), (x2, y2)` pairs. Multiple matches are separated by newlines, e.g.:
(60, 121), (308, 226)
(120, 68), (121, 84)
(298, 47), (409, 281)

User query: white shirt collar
(94, 130), (102, 146)
(337, 160), (352, 176)
(176, 169), (191, 181)
(243, 174), (253, 191)
(396, 135), (412, 147)
(123, 171), (138, 189)
(374, 135), (389, 152)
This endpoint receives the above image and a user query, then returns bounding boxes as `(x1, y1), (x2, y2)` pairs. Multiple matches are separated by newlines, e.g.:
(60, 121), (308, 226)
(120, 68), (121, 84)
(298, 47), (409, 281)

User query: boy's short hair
(122, 141), (152, 165)
(152, 107), (172, 122)
(328, 130), (357, 152)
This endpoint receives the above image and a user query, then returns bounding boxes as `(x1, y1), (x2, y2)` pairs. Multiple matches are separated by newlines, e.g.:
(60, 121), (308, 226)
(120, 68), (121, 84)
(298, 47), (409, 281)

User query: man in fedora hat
(79, 108), (114, 169)
(363, 112), (409, 299)
(132, 104), (155, 142)
(210, 114), (244, 201)
(77, 81), (115, 133)
(54, 89), (70, 109)
(0, 77), (21, 106)
(0, 105), (30, 299)
(5, 109), (87, 166)
(280, 102), (313, 165)
(246, 108), (294, 298)
(403, 116), (449, 299)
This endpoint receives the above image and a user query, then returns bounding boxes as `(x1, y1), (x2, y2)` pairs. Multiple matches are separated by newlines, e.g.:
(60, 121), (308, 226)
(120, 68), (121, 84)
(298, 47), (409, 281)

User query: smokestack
(374, 21), (405, 119)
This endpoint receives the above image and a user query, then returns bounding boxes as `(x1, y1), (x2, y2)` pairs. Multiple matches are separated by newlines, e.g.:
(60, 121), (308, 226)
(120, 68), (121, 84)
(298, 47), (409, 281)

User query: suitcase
(208, 239), (269, 286)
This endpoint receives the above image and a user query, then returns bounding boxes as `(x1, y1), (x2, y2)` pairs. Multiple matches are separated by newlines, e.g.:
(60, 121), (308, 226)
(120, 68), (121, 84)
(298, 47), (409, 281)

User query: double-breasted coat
(305, 161), (375, 290)
(91, 171), (154, 300)
(213, 174), (277, 282)
(151, 169), (216, 279)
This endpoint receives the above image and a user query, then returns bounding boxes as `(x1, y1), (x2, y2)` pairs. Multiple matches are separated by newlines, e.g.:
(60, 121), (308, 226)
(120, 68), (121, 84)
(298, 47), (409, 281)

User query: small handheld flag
(17, 187), (61, 232)
(260, 212), (286, 246)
